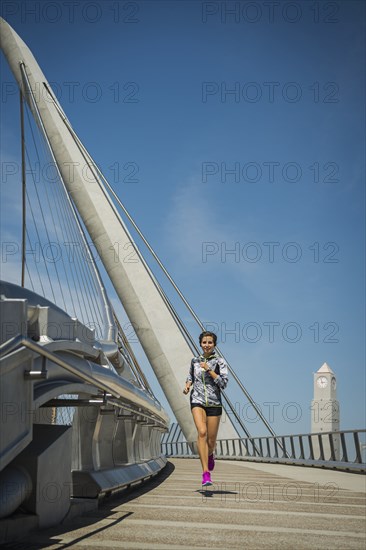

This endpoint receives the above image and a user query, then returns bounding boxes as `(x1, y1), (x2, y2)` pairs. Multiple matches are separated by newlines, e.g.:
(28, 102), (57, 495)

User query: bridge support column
(11, 424), (72, 528)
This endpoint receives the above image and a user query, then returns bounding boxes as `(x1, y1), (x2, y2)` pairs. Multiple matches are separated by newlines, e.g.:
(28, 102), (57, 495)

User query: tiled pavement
(2, 458), (365, 549)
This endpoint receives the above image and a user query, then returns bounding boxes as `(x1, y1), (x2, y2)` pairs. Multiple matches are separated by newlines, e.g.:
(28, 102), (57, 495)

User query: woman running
(183, 331), (228, 486)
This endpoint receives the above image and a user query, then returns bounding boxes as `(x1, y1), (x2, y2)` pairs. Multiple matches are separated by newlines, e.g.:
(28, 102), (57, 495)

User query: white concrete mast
(0, 18), (238, 442)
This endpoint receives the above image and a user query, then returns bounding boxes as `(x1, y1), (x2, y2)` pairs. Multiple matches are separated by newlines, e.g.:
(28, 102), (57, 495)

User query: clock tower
(311, 362), (340, 460)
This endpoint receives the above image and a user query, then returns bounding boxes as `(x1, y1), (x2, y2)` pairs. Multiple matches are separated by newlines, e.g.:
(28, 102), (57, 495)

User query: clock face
(317, 376), (328, 388)
(331, 377), (336, 390)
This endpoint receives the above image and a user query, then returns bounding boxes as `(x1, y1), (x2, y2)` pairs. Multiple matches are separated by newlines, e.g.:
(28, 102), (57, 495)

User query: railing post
(299, 436), (304, 460)
(281, 437), (287, 459)
(247, 438), (252, 457)
(218, 439), (223, 457)
(258, 438), (263, 457)
(353, 431), (362, 464)
(318, 434), (325, 461)
(340, 432), (349, 462)
(328, 433), (336, 461)
(233, 439), (239, 457)
(243, 438), (249, 456)
(266, 437), (271, 459)
(308, 435), (314, 460)
(290, 436), (296, 459)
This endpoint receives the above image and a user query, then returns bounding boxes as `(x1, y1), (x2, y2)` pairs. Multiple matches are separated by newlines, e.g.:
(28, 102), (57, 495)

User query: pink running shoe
(208, 453), (215, 471)
(202, 471), (212, 486)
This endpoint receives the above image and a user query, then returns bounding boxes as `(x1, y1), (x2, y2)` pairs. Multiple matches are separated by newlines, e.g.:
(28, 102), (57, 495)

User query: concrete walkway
(3, 458), (366, 549)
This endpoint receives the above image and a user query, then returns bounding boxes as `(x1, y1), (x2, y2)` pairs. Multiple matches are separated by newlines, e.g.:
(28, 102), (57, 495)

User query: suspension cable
(42, 79), (277, 439)
(24, 104), (67, 309)
(20, 63), (114, 339)
(62, 121), (274, 438)
(20, 90), (26, 288)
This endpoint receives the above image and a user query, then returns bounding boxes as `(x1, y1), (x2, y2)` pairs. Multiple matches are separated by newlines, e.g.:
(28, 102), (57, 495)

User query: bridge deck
(6, 458), (366, 549)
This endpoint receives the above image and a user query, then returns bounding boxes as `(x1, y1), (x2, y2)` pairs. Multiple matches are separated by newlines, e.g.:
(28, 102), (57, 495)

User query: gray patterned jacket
(186, 354), (229, 407)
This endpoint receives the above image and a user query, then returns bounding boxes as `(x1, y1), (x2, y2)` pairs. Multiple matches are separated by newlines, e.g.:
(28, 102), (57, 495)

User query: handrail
(161, 428), (366, 472)
(0, 334), (168, 429)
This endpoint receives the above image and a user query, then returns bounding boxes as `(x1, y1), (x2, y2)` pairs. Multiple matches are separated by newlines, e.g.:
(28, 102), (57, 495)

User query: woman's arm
(183, 360), (194, 394)
(207, 358), (228, 389)
(183, 381), (192, 394)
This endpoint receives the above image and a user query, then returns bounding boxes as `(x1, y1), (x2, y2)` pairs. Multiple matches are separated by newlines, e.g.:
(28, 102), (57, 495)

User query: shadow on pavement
(0, 462), (176, 549)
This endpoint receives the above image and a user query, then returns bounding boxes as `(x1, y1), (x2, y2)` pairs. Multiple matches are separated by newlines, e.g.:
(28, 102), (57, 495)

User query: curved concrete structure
(0, 282), (169, 530)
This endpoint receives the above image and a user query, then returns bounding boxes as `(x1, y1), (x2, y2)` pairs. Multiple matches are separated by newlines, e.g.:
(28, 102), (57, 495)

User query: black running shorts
(191, 403), (222, 416)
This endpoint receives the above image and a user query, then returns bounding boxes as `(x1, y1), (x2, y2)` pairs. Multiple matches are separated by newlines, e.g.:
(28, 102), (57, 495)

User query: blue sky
(1, 0), (365, 436)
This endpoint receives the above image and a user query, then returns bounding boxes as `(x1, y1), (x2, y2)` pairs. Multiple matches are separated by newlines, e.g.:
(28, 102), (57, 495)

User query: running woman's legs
(191, 406), (209, 472)
(207, 414), (221, 456)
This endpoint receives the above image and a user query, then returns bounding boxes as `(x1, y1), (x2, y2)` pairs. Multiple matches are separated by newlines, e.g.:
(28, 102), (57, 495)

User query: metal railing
(0, 334), (168, 429)
(162, 426), (366, 473)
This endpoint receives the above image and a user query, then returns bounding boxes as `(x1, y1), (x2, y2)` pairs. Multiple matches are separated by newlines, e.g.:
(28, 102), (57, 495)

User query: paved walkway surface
(5, 458), (366, 549)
